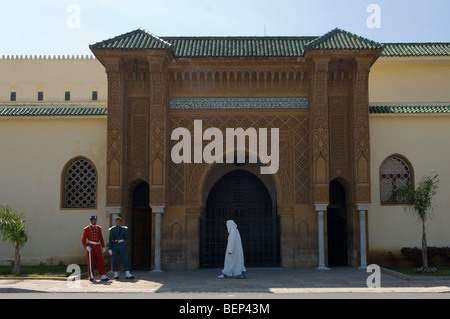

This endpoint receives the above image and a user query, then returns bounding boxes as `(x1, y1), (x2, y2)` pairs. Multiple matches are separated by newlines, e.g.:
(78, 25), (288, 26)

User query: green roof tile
(2, 105), (450, 117)
(382, 43), (450, 57)
(305, 28), (383, 51)
(90, 28), (450, 58)
(90, 29), (171, 51)
(3, 105), (450, 117)
(162, 36), (313, 57)
(0, 106), (108, 117)
(369, 105), (450, 114)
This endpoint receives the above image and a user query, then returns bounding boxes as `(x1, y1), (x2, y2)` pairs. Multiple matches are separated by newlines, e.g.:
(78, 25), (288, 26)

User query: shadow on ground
(134, 267), (378, 293)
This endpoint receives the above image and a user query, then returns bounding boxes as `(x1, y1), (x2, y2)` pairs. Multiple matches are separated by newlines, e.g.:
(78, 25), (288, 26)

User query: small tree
(390, 173), (439, 270)
(0, 205), (28, 275)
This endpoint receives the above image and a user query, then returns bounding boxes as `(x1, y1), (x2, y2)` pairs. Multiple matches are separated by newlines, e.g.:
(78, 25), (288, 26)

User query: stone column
(356, 204), (369, 269)
(151, 205), (165, 272)
(315, 204), (329, 270)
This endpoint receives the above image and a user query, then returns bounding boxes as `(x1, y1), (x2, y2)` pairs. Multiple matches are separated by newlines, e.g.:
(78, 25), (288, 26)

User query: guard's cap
(115, 216), (123, 221)
(89, 215), (98, 220)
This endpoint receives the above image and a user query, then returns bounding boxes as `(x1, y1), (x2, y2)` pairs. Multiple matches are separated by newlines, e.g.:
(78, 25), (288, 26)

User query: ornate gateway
(90, 28), (382, 270)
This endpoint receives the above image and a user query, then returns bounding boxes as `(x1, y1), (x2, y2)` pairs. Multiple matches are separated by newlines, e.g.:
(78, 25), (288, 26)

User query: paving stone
(0, 267), (449, 294)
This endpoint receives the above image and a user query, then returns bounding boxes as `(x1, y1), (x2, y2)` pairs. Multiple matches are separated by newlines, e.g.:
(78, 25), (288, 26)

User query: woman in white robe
(218, 220), (247, 279)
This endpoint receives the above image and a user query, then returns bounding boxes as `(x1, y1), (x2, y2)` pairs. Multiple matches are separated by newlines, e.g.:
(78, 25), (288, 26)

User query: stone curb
(0, 276), (67, 281)
(0, 272), (89, 281)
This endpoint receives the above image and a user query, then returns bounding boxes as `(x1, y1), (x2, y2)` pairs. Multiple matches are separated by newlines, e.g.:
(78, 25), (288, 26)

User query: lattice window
(380, 155), (413, 204)
(63, 158), (97, 208)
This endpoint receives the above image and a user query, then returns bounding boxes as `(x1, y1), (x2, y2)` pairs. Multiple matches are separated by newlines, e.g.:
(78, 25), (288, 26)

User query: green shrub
(401, 247), (450, 266)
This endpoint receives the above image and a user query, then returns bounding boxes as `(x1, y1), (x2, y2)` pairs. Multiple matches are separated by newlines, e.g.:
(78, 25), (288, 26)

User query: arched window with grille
(379, 155), (413, 204)
(62, 157), (97, 209)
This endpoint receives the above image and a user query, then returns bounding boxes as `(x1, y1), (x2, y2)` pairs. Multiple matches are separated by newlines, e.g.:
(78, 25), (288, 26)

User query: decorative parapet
(0, 55), (96, 60)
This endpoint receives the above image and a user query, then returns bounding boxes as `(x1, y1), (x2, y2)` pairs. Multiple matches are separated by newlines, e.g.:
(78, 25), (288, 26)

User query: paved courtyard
(1, 267), (449, 296)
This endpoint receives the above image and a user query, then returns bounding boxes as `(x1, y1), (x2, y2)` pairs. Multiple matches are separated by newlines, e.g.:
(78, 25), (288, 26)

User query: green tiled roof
(2, 105), (450, 117)
(90, 29), (171, 50)
(161, 36), (314, 57)
(305, 28), (383, 51)
(91, 28), (450, 58)
(382, 43), (450, 57)
(90, 28), (385, 57)
(91, 29), (315, 57)
(0, 106), (107, 117)
(369, 105), (450, 114)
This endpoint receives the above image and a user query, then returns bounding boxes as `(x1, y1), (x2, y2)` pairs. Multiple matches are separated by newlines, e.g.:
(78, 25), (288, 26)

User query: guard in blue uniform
(108, 217), (134, 279)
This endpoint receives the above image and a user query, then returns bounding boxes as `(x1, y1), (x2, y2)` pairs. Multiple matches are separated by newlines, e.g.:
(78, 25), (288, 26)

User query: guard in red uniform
(81, 215), (109, 281)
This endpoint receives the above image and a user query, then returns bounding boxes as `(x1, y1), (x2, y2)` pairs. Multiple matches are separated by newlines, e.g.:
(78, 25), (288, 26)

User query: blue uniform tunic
(108, 225), (131, 272)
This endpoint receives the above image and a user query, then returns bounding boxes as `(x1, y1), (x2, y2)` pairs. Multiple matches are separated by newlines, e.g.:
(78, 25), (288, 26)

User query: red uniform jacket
(81, 225), (105, 249)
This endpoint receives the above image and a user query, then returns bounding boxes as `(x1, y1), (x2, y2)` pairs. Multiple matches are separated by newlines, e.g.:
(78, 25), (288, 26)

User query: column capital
(356, 203), (370, 212)
(151, 205), (166, 214)
(314, 204), (328, 212)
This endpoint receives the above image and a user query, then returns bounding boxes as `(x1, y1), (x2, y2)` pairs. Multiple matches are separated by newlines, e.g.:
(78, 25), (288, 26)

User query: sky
(0, 0), (449, 56)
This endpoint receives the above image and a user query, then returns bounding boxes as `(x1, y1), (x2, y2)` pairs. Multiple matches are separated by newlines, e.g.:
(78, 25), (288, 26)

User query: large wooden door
(132, 182), (152, 269)
(200, 169), (279, 268)
(132, 208), (152, 269)
(327, 180), (348, 266)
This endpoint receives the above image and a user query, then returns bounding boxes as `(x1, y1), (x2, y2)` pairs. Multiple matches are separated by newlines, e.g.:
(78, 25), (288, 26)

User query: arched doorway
(132, 182), (152, 269)
(327, 180), (348, 266)
(200, 169), (280, 268)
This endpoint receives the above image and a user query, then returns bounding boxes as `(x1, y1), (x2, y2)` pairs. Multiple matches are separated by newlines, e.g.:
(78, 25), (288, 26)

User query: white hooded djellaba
(221, 220), (246, 278)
